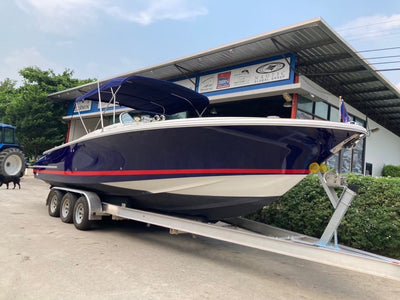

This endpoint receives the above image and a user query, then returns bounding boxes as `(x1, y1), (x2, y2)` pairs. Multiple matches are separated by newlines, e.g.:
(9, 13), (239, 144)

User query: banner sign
(198, 57), (292, 94)
(74, 100), (92, 112)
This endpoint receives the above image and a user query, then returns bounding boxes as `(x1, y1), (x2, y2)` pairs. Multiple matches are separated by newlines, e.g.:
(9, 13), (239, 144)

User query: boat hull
(34, 118), (366, 220)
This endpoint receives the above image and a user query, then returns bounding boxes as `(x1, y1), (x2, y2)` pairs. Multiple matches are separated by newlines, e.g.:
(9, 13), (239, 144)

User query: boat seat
(119, 112), (135, 125)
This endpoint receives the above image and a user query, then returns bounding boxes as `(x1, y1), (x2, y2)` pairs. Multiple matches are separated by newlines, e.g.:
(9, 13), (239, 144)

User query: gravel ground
(0, 176), (399, 300)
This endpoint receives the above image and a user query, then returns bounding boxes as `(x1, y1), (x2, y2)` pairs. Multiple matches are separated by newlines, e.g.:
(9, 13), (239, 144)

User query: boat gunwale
(44, 117), (367, 155)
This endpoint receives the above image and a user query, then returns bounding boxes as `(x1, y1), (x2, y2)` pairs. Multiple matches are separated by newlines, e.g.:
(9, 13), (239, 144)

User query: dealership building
(49, 18), (400, 177)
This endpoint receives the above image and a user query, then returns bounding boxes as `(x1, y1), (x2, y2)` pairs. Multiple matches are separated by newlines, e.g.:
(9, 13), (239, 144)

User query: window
(315, 101), (328, 119)
(296, 96), (365, 174)
(354, 117), (366, 127)
(365, 163), (373, 176)
(340, 148), (352, 173)
(329, 106), (339, 122)
(201, 96), (292, 118)
(351, 139), (364, 173)
(297, 96), (313, 114)
(326, 153), (339, 170)
(4, 128), (14, 144)
(296, 110), (313, 119)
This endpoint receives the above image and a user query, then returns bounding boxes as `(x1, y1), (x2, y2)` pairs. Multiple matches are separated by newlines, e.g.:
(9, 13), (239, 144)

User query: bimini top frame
(74, 75), (210, 133)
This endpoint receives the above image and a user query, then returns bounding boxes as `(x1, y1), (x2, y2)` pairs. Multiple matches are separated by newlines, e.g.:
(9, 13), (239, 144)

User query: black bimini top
(75, 75), (209, 116)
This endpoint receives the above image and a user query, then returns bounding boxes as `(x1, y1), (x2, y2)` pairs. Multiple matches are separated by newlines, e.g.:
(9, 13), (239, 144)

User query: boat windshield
(119, 111), (186, 125)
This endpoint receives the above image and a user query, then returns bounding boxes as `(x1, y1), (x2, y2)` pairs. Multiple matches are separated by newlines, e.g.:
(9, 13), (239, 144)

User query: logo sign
(198, 57), (292, 93)
(256, 62), (285, 74)
(217, 72), (231, 89)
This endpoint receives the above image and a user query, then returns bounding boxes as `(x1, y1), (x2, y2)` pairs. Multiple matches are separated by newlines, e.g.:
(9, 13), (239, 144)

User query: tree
(0, 67), (95, 159)
(0, 78), (18, 122)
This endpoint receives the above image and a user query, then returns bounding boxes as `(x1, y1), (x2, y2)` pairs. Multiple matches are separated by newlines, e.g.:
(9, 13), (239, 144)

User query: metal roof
(49, 17), (400, 136)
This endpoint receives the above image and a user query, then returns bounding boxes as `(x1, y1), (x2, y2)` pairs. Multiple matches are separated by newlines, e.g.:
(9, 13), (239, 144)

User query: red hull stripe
(34, 168), (310, 176)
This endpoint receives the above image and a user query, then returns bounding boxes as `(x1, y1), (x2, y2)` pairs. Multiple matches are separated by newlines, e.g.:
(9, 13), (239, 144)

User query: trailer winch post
(316, 171), (357, 248)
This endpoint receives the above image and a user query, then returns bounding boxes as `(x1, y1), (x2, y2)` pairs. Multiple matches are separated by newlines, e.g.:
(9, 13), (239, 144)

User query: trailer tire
(73, 196), (91, 230)
(60, 192), (77, 223)
(47, 189), (63, 217)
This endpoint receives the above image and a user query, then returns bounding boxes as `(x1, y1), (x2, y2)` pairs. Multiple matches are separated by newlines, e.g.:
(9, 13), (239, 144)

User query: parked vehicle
(0, 124), (25, 179)
(33, 76), (366, 220)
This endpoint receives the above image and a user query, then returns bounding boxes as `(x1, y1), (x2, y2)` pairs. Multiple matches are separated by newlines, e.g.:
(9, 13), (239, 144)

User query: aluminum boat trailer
(46, 169), (400, 281)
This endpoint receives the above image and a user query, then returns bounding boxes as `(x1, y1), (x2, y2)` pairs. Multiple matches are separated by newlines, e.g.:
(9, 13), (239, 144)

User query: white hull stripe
(102, 174), (307, 197)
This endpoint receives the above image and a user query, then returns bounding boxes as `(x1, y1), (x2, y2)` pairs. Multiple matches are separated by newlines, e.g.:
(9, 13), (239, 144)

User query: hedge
(382, 165), (400, 177)
(249, 174), (400, 259)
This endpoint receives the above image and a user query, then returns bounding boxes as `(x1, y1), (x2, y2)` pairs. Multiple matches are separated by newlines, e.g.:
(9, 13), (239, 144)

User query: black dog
(0, 176), (21, 189)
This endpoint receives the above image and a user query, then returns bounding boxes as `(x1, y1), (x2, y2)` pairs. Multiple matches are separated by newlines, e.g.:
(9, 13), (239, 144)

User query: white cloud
(106, 0), (208, 25)
(15, 0), (100, 35)
(337, 14), (400, 41)
(15, 0), (208, 35)
(0, 48), (63, 83)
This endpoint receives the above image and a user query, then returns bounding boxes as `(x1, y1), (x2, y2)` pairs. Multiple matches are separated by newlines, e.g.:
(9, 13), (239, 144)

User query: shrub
(382, 165), (400, 177)
(249, 174), (400, 259)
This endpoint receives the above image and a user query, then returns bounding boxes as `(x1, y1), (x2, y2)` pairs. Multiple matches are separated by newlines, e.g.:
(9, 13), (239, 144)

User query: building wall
(297, 76), (400, 176)
(67, 117), (114, 142)
(365, 118), (400, 176)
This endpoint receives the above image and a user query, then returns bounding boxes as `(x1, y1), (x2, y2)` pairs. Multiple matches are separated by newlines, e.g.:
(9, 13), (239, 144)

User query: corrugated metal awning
(49, 17), (400, 136)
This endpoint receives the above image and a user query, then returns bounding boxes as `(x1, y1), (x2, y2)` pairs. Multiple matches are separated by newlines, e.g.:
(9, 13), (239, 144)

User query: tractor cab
(0, 124), (21, 150)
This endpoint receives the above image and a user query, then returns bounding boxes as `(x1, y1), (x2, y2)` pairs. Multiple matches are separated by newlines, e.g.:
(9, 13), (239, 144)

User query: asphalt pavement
(1, 176), (399, 300)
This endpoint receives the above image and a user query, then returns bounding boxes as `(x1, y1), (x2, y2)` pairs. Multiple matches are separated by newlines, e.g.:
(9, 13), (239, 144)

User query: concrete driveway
(1, 176), (399, 300)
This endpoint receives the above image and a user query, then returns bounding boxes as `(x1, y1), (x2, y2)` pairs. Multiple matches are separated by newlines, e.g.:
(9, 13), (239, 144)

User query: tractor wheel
(0, 148), (25, 177)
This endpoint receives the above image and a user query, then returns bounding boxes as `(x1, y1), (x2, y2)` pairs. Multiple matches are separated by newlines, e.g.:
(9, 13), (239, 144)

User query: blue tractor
(0, 124), (25, 178)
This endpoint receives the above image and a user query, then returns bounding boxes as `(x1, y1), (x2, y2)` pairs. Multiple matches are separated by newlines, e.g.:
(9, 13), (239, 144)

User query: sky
(1, 0), (400, 90)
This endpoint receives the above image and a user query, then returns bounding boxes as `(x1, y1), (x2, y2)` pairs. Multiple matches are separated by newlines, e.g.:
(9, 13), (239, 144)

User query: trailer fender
(50, 187), (105, 220)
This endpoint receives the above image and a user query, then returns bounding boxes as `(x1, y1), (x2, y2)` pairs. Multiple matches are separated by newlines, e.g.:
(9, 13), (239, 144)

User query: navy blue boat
(34, 76), (366, 220)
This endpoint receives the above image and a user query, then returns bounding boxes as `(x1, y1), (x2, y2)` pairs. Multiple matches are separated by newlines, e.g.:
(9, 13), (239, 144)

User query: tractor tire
(0, 148), (25, 178)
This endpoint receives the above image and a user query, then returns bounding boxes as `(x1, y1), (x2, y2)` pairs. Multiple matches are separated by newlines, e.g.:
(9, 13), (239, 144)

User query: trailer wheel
(73, 196), (91, 230)
(47, 189), (63, 217)
(60, 192), (77, 223)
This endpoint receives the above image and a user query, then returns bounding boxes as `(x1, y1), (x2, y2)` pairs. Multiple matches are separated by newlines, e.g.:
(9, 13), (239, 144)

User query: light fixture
(210, 107), (217, 115)
(370, 127), (380, 133)
(283, 102), (292, 108)
(282, 92), (293, 108)
(366, 127), (380, 136)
